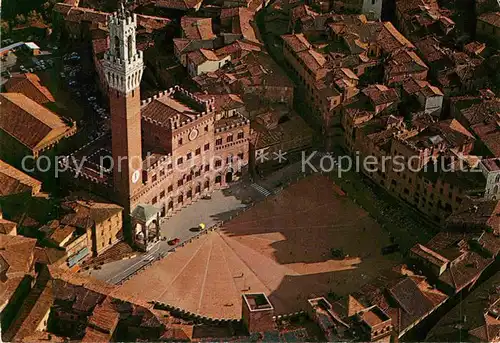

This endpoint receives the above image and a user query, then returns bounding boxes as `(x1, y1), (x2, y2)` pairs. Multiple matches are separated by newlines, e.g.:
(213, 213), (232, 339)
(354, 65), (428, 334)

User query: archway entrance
(225, 170), (233, 183)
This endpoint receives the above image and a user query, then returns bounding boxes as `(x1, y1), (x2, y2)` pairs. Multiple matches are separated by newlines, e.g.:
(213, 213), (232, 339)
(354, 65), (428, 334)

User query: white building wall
(423, 95), (444, 114)
(480, 162), (500, 200)
(194, 55), (231, 76)
(362, 0), (382, 20)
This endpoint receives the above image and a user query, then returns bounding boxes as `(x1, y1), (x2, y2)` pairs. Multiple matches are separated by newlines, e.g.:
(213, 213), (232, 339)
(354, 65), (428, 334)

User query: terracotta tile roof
(402, 77), (430, 95)
(460, 97), (500, 127)
(180, 17), (216, 40)
(34, 246), (67, 266)
(220, 7), (240, 20)
(471, 121), (500, 157)
(141, 92), (200, 126)
(290, 4), (319, 23)
(378, 22), (415, 53)
(404, 118), (474, 150)
(155, 0), (203, 10)
(53, 2), (73, 15)
(414, 36), (449, 63)
(281, 33), (311, 53)
(88, 298), (120, 334)
(92, 37), (109, 56)
(11, 282), (54, 342)
(478, 12), (500, 28)
(0, 235), (36, 307)
(56, 4), (170, 31)
(49, 225), (76, 246)
(228, 8), (259, 43)
(396, 0), (439, 17)
(0, 159), (42, 196)
(424, 231), (497, 292)
(419, 83), (443, 97)
(439, 250), (494, 292)
(464, 41), (486, 56)
(446, 198), (500, 234)
(252, 112), (313, 150)
(173, 38), (192, 53)
(174, 38), (215, 55)
(215, 40), (262, 59)
(481, 157), (500, 172)
(0, 93), (75, 152)
(64, 6), (109, 24)
(136, 14), (171, 31)
(197, 93), (244, 112)
(296, 49), (326, 74)
(60, 200), (122, 230)
(4, 73), (55, 104)
(410, 243), (449, 268)
(362, 84), (399, 106)
(356, 268), (447, 335)
(20, 331), (66, 343)
(194, 51), (292, 97)
(0, 218), (16, 235)
(427, 270), (500, 342)
(388, 49), (428, 71)
(81, 326), (112, 342)
(45, 266), (186, 341)
(0, 235), (36, 277)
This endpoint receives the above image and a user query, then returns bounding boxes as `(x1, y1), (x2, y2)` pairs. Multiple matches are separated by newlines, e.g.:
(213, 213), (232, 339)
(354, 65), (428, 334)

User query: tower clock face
(132, 170), (140, 184)
(189, 129), (199, 141)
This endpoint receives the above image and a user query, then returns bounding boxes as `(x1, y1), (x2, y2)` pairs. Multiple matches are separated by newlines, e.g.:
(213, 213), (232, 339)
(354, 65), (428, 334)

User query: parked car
(381, 244), (400, 255)
(331, 248), (346, 259)
(168, 238), (180, 246)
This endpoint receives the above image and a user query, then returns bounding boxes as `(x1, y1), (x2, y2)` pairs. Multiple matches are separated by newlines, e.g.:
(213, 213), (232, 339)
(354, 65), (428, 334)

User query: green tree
(15, 14), (26, 24)
(0, 20), (10, 38)
(27, 10), (44, 24)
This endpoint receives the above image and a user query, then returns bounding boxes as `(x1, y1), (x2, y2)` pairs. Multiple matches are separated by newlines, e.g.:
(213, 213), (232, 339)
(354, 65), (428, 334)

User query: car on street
(144, 255), (155, 262)
(168, 238), (180, 245)
(381, 244), (400, 255)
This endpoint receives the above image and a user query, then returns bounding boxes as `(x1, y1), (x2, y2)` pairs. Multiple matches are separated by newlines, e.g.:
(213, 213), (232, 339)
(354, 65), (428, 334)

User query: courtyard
(115, 174), (401, 319)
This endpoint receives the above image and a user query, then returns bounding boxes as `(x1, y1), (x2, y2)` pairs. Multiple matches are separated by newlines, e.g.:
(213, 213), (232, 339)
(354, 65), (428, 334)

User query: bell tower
(103, 3), (144, 211)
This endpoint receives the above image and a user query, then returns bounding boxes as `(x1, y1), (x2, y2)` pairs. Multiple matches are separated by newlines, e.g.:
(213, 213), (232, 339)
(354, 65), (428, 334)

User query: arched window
(128, 35), (133, 60)
(114, 36), (121, 59)
(494, 185), (499, 194)
(496, 174), (500, 183)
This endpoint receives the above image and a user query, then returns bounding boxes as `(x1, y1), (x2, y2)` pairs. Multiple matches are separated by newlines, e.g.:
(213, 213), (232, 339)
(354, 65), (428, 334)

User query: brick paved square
(116, 175), (400, 319)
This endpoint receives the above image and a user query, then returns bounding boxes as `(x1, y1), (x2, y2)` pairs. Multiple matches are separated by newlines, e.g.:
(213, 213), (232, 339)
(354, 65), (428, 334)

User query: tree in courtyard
(0, 20), (9, 38)
(27, 10), (44, 24)
(15, 14), (26, 25)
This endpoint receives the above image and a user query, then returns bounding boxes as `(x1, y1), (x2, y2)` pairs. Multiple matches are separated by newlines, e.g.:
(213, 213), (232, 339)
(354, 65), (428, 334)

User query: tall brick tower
(103, 3), (144, 211)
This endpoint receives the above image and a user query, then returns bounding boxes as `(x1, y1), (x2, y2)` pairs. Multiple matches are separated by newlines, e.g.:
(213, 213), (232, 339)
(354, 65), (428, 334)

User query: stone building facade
(102, 7), (250, 246)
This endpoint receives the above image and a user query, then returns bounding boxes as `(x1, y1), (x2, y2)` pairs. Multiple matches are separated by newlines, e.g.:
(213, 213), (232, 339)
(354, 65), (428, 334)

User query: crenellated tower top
(103, 2), (144, 94)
